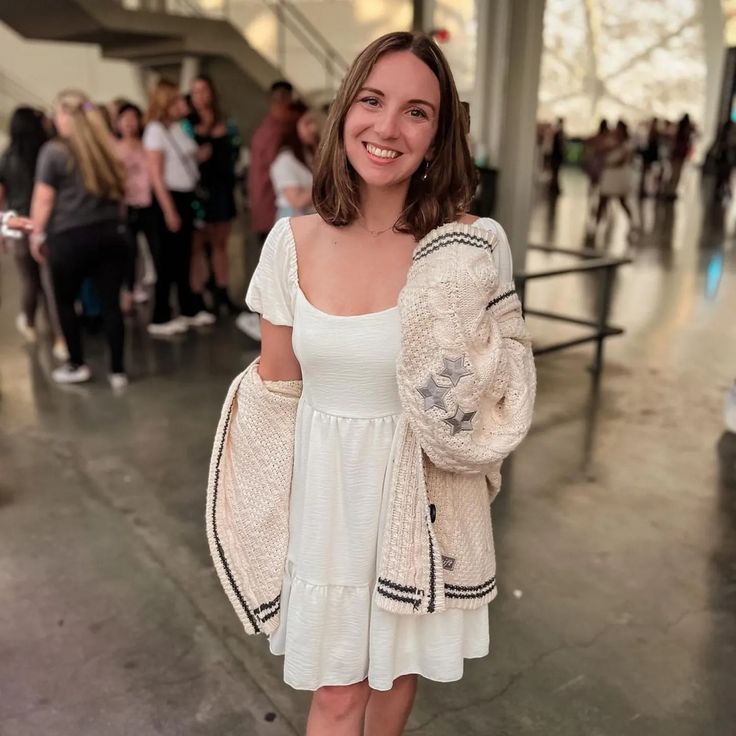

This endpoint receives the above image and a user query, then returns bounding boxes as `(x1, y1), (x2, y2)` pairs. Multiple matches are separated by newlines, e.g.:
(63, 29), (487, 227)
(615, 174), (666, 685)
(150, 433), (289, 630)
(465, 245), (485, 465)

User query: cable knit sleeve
(396, 220), (536, 474)
(245, 217), (298, 326)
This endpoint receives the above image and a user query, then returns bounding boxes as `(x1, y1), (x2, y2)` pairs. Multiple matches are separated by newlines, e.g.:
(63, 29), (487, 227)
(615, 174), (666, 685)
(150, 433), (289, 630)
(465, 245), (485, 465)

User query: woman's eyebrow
(359, 87), (436, 113)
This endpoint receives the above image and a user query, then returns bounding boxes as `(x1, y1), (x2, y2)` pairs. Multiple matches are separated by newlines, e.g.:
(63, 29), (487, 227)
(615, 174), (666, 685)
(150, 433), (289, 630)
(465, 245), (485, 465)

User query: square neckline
(285, 217), (401, 320)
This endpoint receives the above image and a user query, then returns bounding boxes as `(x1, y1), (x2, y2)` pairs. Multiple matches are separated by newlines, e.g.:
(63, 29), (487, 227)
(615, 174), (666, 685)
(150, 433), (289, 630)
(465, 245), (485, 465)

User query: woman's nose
(373, 109), (401, 140)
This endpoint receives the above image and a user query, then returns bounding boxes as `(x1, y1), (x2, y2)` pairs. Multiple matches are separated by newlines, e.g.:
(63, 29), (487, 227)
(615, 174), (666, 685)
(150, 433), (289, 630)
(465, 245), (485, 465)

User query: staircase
(0, 0), (286, 136)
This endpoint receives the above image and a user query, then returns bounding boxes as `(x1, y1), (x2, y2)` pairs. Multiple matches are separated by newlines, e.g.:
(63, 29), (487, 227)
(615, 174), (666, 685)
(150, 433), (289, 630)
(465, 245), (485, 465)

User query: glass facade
(538, 0), (706, 135)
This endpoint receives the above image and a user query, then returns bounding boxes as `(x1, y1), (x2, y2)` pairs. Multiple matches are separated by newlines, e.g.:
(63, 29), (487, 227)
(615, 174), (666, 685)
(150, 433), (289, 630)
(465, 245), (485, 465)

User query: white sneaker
(52, 364), (92, 384)
(15, 313), (37, 343)
(147, 319), (187, 337)
(184, 310), (216, 327)
(52, 339), (70, 362)
(235, 312), (261, 342)
(109, 373), (129, 391)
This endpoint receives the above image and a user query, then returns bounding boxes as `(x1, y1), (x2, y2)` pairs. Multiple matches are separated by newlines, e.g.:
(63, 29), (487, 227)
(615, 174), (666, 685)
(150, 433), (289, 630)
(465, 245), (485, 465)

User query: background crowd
(536, 113), (705, 240)
(0, 77), (320, 389)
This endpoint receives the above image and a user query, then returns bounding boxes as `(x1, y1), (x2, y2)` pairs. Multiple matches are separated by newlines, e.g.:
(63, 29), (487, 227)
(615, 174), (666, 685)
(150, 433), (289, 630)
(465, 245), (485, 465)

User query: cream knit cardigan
(206, 221), (536, 636)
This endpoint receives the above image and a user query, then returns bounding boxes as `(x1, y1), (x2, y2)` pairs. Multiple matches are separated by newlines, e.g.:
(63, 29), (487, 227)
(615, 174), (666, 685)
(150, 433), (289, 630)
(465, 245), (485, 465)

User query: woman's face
(117, 109), (140, 138)
(190, 79), (213, 111)
(167, 94), (189, 122)
(54, 108), (72, 138)
(343, 50), (440, 190)
(297, 111), (319, 147)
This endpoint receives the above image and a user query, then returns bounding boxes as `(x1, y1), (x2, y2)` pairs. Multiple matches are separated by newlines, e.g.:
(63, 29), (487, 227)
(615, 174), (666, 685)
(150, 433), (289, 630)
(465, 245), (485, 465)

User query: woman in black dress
(189, 75), (240, 316)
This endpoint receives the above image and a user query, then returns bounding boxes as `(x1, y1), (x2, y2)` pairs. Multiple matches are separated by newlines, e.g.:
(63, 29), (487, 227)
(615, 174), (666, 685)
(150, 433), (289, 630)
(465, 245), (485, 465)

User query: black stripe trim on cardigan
(445, 579), (497, 600)
(254, 594), (281, 615)
(413, 231), (496, 263)
(445, 577), (496, 592)
(377, 577), (422, 598)
(212, 388), (261, 634)
(259, 604), (281, 623)
(427, 524), (436, 614)
(486, 289), (516, 311)
(376, 584), (422, 609)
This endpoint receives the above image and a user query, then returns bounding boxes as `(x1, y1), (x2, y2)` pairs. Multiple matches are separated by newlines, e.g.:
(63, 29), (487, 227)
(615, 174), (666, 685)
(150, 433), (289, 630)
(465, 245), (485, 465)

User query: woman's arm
(146, 149), (180, 233)
(258, 320), (302, 381)
(29, 181), (56, 263)
(281, 186), (312, 210)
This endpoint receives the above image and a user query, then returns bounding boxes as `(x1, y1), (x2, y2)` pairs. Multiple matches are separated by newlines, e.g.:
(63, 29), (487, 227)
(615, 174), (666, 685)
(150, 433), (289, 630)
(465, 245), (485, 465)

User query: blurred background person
(710, 120), (736, 202)
(269, 100), (319, 220)
(664, 113), (694, 199)
(115, 102), (154, 313)
(237, 79), (293, 341)
(143, 79), (214, 337)
(583, 119), (609, 199)
(29, 90), (128, 388)
(638, 117), (661, 198)
(0, 105), (66, 358)
(548, 116), (566, 196)
(188, 74), (240, 317)
(595, 120), (636, 231)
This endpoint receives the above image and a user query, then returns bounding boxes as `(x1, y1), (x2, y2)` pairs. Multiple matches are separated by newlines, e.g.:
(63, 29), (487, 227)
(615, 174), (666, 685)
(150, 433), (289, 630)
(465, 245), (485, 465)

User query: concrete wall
(0, 20), (145, 112)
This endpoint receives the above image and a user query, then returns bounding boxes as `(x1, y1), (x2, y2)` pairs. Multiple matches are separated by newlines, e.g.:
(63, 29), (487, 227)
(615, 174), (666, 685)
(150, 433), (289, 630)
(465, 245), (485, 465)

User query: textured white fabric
(245, 216), (510, 691)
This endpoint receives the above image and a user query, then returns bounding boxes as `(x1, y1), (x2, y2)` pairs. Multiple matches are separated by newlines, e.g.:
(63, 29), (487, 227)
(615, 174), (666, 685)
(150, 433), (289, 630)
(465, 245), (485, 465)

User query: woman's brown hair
(53, 90), (126, 201)
(312, 31), (477, 240)
(145, 79), (180, 125)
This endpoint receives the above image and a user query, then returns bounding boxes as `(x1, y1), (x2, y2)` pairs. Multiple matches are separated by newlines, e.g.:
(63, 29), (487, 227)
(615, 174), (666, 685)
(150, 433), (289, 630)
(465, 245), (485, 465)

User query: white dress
(246, 216), (512, 691)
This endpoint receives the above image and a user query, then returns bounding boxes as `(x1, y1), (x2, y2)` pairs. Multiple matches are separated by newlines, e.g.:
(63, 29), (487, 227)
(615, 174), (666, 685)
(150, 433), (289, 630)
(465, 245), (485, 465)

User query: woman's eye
(409, 108), (428, 119)
(360, 97), (380, 107)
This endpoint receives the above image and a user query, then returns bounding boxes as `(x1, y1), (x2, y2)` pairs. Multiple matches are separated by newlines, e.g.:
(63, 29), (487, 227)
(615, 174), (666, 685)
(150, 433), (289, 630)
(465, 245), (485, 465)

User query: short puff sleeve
(245, 217), (298, 326)
(473, 217), (513, 282)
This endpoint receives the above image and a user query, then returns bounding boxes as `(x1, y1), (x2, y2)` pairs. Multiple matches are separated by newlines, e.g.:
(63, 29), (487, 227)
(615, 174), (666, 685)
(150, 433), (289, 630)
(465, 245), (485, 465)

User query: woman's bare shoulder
(288, 212), (324, 242)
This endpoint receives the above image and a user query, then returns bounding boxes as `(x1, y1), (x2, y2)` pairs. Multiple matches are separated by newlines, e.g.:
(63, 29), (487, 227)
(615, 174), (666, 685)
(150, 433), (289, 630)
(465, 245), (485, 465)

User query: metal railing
(260, 1), (348, 90)
(515, 246), (631, 378)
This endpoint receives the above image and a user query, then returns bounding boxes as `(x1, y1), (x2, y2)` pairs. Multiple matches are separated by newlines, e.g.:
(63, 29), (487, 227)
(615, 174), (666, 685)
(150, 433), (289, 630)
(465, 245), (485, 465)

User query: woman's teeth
(365, 143), (400, 159)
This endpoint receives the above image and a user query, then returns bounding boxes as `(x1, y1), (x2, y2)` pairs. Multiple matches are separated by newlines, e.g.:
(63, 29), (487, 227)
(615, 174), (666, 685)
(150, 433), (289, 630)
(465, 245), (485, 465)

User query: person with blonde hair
(210, 32), (535, 735)
(143, 79), (214, 336)
(29, 89), (129, 388)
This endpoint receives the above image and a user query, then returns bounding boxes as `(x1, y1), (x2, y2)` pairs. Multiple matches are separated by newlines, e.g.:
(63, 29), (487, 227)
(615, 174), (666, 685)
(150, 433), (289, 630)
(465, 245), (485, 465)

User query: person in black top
(0, 107), (65, 355)
(549, 117), (566, 196)
(188, 75), (241, 316)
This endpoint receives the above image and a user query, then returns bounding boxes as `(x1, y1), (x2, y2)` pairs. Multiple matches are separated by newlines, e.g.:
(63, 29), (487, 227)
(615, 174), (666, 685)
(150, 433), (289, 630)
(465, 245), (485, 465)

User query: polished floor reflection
(1, 168), (734, 735)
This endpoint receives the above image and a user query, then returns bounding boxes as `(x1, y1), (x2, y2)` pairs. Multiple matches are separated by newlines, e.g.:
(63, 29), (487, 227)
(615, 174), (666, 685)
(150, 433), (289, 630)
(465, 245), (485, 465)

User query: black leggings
(48, 220), (128, 373)
(149, 191), (196, 324)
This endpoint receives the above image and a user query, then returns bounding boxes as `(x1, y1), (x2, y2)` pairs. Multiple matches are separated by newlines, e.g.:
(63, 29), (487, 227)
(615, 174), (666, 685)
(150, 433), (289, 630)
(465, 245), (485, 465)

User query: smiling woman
(313, 32), (477, 239)
(209, 29), (534, 736)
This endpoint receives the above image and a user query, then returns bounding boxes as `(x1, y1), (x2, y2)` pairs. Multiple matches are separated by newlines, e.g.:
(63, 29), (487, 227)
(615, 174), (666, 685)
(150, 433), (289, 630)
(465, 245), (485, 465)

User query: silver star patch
(443, 406), (476, 435)
(437, 355), (472, 387)
(417, 375), (451, 411)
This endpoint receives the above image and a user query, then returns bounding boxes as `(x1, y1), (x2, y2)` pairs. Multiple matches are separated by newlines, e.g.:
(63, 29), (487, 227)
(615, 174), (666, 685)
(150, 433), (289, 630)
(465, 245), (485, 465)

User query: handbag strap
(163, 125), (199, 181)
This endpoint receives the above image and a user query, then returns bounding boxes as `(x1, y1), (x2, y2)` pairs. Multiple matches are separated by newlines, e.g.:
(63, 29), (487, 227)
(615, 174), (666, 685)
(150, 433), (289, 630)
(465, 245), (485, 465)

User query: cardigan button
(429, 504), (436, 523)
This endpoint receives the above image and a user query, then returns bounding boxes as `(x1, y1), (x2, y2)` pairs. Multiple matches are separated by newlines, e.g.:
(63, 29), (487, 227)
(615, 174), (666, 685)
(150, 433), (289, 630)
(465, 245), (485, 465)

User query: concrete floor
(1, 168), (735, 735)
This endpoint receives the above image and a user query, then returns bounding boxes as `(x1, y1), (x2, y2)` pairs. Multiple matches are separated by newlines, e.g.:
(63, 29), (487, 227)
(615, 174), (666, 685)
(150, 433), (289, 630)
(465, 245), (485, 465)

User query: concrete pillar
(472, 0), (546, 269)
(179, 55), (200, 93)
(412, 0), (436, 33)
(702, 0), (726, 147)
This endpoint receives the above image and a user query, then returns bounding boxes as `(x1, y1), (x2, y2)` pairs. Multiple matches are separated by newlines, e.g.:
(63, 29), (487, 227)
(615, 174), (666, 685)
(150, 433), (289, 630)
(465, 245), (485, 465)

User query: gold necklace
(356, 215), (400, 237)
